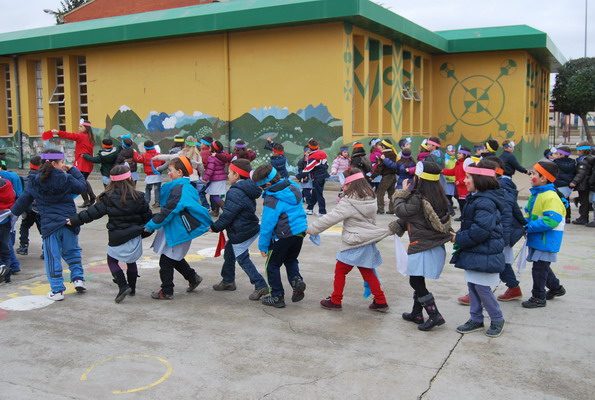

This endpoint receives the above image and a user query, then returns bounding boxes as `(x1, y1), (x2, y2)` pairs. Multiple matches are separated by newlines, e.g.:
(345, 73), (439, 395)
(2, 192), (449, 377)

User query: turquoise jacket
(145, 178), (213, 247)
(524, 183), (565, 253)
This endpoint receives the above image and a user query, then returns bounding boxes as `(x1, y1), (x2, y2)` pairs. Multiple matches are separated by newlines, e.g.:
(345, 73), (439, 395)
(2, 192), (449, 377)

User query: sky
(0, 0), (593, 61)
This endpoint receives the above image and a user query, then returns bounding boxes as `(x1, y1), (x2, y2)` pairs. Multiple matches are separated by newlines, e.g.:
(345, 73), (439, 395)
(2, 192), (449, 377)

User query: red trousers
(331, 260), (387, 305)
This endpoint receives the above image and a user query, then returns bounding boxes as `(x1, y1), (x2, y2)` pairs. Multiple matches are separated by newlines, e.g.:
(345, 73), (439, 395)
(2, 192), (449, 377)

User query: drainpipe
(224, 32), (231, 150)
(12, 55), (23, 169)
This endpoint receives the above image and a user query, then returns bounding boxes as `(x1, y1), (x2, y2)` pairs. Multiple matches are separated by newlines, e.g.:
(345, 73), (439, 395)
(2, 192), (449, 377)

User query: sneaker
(457, 294), (470, 305)
(497, 286), (523, 302)
(249, 287), (269, 301)
(151, 290), (173, 300)
(572, 219), (588, 225)
(212, 280), (236, 291)
(545, 285), (566, 300)
(320, 297), (342, 311)
(16, 245), (28, 255)
(586, 221), (595, 228)
(456, 319), (485, 334)
(0, 265), (8, 281)
(40, 253), (45, 260)
(290, 277), (306, 302)
(47, 291), (64, 301)
(368, 301), (389, 312)
(305, 209), (313, 215)
(73, 279), (87, 292)
(376, 210), (385, 215)
(152, 202), (160, 209)
(522, 296), (546, 308)
(261, 294), (285, 308)
(485, 320), (505, 338)
(209, 209), (220, 217)
(187, 273), (203, 292)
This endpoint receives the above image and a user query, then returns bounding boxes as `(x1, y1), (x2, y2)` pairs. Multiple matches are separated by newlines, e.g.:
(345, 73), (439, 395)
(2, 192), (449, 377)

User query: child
(253, 164), (308, 308)
(350, 142), (372, 175)
(210, 159), (269, 300)
(442, 146), (470, 221)
(424, 136), (444, 167)
(417, 140), (431, 162)
(380, 148), (415, 189)
(368, 139), (383, 191)
(264, 138), (289, 178)
(391, 160), (452, 331)
(145, 156), (212, 300)
(331, 146), (351, 176)
(170, 135), (185, 155)
(153, 135), (205, 193)
(297, 146), (313, 205)
(473, 144), (486, 158)
(522, 161), (566, 308)
(569, 142), (594, 225)
(68, 165), (153, 303)
(10, 149), (88, 300)
(115, 137), (139, 185)
(228, 139), (257, 162)
(444, 144), (457, 215)
(451, 159), (506, 337)
(83, 138), (121, 187)
(552, 146), (576, 223)
(500, 140), (528, 177)
(199, 136), (214, 167)
(397, 137), (412, 159)
(0, 161), (23, 275)
(202, 140), (228, 217)
(481, 139), (499, 158)
(133, 140), (165, 209)
(307, 168), (390, 312)
(16, 156), (42, 257)
(370, 139), (397, 214)
(299, 139), (330, 215)
(0, 176), (16, 282)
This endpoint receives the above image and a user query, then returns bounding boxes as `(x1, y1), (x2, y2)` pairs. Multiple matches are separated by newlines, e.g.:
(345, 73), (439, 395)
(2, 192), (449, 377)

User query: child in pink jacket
(202, 140), (228, 217)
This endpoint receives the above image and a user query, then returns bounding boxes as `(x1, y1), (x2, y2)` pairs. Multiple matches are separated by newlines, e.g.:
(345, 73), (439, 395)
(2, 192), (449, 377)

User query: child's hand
(65, 218), (71, 226)
(306, 228), (311, 235)
(450, 232), (457, 243)
(51, 129), (58, 134)
(380, 154), (385, 160)
(402, 179), (411, 191)
(260, 251), (268, 257)
(267, 138), (273, 143)
(62, 164), (72, 171)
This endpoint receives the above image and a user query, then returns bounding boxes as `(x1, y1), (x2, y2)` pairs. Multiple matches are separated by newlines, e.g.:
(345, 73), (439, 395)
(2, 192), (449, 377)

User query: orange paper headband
(352, 143), (364, 148)
(308, 143), (319, 150)
(272, 148), (285, 155)
(229, 163), (250, 178)
(179, 156), (193, 176)
(495, 167), (504, 176)
(534, 163), (556, 183)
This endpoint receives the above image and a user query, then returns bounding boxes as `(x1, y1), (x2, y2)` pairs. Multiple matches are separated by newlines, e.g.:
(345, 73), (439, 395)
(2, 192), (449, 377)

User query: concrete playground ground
(1, 177), (594, 400)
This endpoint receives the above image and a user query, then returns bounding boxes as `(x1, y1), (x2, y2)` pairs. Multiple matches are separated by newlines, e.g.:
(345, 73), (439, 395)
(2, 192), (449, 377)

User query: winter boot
(112, 270), (131, 303)
(402, 292), (424, 324)
(79, 192), (91, 208)
(87, 182), (96, 206)
(16, 245), (29, 255)
(127, 271), (139, 296)
(418, 293), (445, 331)
(497, 285), (523, 301)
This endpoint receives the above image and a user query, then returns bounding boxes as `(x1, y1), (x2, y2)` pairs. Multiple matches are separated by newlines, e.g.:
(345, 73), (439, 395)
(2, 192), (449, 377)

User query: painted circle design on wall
(449, 75), (505, 127)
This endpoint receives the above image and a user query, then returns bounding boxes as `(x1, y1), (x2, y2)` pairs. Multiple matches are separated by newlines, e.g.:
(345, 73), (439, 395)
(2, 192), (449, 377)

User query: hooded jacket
(571, 154), (595, 192)
(83, 147), (121, 177)
(211, 178), (261, 244)
(259, 179), (307, 252)
(69, 189), (153, 246)
(382, 157), (415, 188)
(442, 158), (469, 199)
(57, 131), (95, 173)
(204, 153), (228, 182)
(264, 141), (289, 178)
(500, 151), (527, 176)
(524, 183), (565, 253)
(553, 157), (577, 187)
(153, 150), (205, 182)
(145, 178), (213, 247)
(133, 149), (165, 176)
(370, 149), (397, 179)
(115, 147), (138, 173)
(331, 155), (351, 176)
(498, 176), (526, 247)
(0, 177), (15, 214)
(451, 189), (506, 273)
(392, 189), (453, 255)
(350, 153), (372, 175)
(308, 196), (390, 251)
(301, 150), (330, 181)
(11, 167), (87, 238)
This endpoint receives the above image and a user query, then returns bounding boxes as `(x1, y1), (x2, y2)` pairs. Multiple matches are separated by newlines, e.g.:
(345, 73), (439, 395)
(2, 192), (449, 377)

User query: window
(35, 61), (44, 135)
(78, 56), (88, 121)
(49, 58), (66, 131)
(4, 64), (12, 134)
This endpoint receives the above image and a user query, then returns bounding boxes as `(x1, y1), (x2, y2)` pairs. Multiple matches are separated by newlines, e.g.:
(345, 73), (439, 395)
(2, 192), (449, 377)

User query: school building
(0, 0), (564, 168)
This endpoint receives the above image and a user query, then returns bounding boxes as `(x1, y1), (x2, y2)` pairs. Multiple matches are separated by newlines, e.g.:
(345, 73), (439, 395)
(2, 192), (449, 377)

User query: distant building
(0, 0), (564, 167)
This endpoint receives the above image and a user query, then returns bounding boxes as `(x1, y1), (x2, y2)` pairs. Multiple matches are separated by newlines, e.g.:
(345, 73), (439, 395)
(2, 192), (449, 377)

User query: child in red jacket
(0, 176), (16, 281)
(133, 140), (165, 208)
(442, 145), (470, 221)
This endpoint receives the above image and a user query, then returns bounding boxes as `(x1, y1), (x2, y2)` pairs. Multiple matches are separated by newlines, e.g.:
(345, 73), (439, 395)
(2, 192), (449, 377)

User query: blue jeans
(307, 178), (326, 214)
(145, 182), (161, 204)
(193, 181), (210, 209)
(531, 260), (560, 300)
(499, 263), (519, 288)
(9, 230), (20, 272)
(0, 222), (12, 280)
(468, 282), (504, 322)
(265, 235), (304, 297)
(221, 241), (267, 289)
(43, 227), (84, 293)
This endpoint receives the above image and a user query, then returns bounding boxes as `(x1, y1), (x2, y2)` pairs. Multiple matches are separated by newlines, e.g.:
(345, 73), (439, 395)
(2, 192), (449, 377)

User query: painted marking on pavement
(80, 354), (172, 394)
(0, 295), (54, 311)
(0, 308), (9, 320)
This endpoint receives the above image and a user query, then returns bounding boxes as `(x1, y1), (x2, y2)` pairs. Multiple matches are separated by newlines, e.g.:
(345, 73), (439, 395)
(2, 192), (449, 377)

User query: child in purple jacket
(202, 140), (228, 217)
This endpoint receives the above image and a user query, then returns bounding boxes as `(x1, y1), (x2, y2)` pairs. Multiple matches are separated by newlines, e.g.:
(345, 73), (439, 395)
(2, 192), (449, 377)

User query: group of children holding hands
(1, 126), (587, 339)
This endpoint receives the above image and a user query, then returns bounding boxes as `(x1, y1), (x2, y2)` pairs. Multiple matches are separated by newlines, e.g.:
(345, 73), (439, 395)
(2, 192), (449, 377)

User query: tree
(51, 0), (89, 24)
(552, 58), (595, 144)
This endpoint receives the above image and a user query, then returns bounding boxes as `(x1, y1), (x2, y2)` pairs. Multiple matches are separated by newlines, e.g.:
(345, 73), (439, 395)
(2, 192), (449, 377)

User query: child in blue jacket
(264, 138), (289, 179)
(210, 159), (269, 300)
(253, 164), (308, 308)
(522, 161), (566, 308)
(0, 160), (23, 276)
(452, 159), (506, 338)
(145, 156), (213, 300)
(10, 149), (88, 300)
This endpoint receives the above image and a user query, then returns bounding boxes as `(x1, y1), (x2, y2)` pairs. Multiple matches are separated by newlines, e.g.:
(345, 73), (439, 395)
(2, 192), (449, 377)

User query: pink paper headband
(344, 172), (365, 184)
(81, 122), (91, 127)
(427, 140), (441, 148)
(466, 166), (496, 177)
(110, 171), (131, 181)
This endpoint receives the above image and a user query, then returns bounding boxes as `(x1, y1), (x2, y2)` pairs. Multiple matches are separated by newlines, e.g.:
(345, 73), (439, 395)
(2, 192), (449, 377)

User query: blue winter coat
(383, 158), (415, 188)
(498, 176), (526, 247)
(0, 171), (22, 197)
(553, 157), (577, 187)
(211, 178), (261, 244)
(451, 189), (505, 273)
(259, 178), (307, 252)
(264, 141), (289, 178)
(11, 167), (87, 239)
(145, 178), (213, 247)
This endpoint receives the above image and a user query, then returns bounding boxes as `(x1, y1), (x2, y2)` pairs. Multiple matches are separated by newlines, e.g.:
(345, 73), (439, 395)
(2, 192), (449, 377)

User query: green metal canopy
(0, 0), (565, 69)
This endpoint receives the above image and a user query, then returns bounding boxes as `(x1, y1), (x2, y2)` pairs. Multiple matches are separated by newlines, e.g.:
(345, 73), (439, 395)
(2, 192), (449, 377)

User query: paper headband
(110, 171), (131, 181)
(41, 153), (65, 160)
(212, 142), (221, 151)
(474, 145), (486, 150)
(427, 139), (441, 148)
(79, 119), (91, 127)
(457, 146), (471, 155)
(102, 144), (113, 149)
(503, 141), (515, 148)
(370, 139), (381, 146)
(400, 154), (412, 159)
(173, 137), (185, 143)
(421, 139), (429, 151)
(534, 163), (556, 183)
(272, 148), (285, 155)
(485, 142), (497, 153)
(29, 163), (40, 170)
(577, 145), (592, 151)
(340, 147), (349, 151)
(446, 145), (455, 152)
(415, 162), (440, 181)
(179, 156), (193, 175)
(255, 167), (278, 186)
(556, 148), (570, 156)
(466, 166), (496, 177)
(404, 137), (412, 143)
(343, 172), (365, 185)
(185, 140), (197, 146)
(495, 167), (504, 176)
(353, 143), (364, 149)
(144, 145), (155, 150)
(229, 163), (250, 178)
(234, 143), (247, 148)
(200, 139), (212, 146)
(308, 143), (319, 150)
